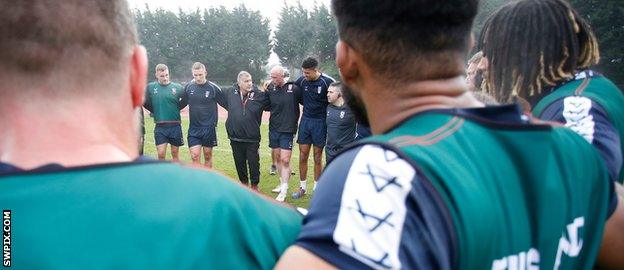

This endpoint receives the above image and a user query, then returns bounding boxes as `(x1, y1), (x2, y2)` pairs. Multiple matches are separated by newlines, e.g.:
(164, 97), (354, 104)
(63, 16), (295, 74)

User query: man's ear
(478, 56), (488, 71)
(336, 40), (360, 86)
(130, 45), (148, 108)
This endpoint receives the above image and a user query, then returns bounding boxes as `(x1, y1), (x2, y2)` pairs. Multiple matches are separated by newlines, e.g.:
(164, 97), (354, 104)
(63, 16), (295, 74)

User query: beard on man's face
(341, 83), (370, 126)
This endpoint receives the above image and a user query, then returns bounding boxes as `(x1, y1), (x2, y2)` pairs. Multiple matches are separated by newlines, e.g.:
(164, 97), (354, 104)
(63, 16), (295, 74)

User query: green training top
(145, 81), (184, 122)
(0, 161), (302, 269)
(533, 74), (624, 183)
(367, 108), (611, 269)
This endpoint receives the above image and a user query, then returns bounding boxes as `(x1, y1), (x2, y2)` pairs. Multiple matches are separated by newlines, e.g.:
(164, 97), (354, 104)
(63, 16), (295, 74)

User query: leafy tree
(133, 5), (272, 85)
(570, 0), (624, 87)
(274, 2), (339, 79)
(472, 0), (511, 41)
(310, 4), (339, 79)
(274, 3), (314, 72)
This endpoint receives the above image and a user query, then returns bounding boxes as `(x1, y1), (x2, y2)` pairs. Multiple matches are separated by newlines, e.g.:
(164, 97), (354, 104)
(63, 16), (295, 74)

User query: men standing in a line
(180, 62), (221, 168)
(293, 57), (336, 198)
(144, 64), (185, 161)
(217, 71), (267, 191)
(267, 66), (302, 202)
(324, 82), (356, 165)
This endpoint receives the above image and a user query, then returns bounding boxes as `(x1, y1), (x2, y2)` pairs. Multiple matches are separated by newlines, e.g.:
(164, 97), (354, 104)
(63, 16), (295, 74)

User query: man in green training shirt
(144, 63), (185, 161)
(478, 0), (624, 184)
(276, 0), (624, 269)
(0, 1), (302, 269)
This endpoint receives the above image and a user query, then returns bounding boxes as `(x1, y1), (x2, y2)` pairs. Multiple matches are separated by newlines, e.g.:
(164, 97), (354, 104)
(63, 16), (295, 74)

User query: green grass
(143, 116), (314, 208)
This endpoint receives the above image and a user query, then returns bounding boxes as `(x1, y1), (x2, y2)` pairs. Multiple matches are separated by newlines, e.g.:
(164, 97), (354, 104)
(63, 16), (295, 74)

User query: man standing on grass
(293, 57), (336, 199)
(0, 0), (302, 268)
(324, 82), (355, 165)
(216, 71), (267, 191)
(144, 64), (185, 161)
(179, 62), (222, 168)
(267, 66), (302, 202)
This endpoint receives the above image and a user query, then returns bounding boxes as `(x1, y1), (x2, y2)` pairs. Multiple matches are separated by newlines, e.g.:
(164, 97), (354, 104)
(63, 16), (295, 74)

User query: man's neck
(331, 99), (345, 107)
(240, 88), (250, 96)
(0, 100), (138, 169)
(310, 73), (321, 81)
(362, 76), (483, 134)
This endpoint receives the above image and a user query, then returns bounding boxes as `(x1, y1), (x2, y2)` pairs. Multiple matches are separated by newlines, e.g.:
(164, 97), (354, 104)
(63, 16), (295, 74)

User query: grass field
(143, 115), (314, 209)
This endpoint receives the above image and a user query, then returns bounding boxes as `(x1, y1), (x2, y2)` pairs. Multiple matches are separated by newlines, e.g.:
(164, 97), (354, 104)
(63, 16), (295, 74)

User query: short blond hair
(155, 64), (168, 73)
(192, 62), (206, 71)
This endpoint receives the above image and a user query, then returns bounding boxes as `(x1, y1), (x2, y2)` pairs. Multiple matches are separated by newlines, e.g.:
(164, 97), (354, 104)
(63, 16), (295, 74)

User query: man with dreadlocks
(275, 0), (624, 269)
(479, 0), (624, 184)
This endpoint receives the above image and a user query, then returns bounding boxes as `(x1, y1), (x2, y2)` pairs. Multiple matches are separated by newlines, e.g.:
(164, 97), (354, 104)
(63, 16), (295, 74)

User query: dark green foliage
(274, 2), (339, 79)
(570, 0), (624, 88)
(134, 4), (271, 85)
(472, 0), (511, 42)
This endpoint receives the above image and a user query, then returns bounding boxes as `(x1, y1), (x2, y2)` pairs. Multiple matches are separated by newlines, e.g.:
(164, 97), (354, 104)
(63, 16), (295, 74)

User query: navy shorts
(154, 124), (184, 146)
(269, 130), (294, 150)
(297, 117), (327, 147)
(188, 126), (217, 147)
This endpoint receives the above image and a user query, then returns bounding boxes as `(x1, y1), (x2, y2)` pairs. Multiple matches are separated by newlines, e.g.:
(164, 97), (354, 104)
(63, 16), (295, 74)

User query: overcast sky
(128, 0), (332, 30)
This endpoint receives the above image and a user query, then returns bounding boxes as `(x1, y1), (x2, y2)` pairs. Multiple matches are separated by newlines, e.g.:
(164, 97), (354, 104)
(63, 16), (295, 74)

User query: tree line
(134, 1), (622, 88)
(134, 5), (271, 85)
(133, 2), (338, 86)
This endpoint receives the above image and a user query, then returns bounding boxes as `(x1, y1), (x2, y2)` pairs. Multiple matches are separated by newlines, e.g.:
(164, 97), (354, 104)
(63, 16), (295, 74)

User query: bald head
(270, 66), (287, 87)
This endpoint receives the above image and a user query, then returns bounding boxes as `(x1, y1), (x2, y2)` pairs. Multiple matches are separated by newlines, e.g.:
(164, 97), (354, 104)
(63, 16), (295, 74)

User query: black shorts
(269, 130), (295, 150)
(154, 124), (184, 147)
(325, 147), (342, 165)
(188, 126), (217, 147)
(297, 117), (327, 147)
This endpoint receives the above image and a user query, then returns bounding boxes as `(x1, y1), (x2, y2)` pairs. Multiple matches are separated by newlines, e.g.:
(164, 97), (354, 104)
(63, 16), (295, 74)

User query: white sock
(281, 183), (288, 192)
(300, 180), (307, 190)
(313, 181), (318, 191)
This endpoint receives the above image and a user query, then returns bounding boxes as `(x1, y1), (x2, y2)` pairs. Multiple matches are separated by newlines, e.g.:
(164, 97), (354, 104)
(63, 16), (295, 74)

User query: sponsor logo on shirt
(287, 85), (293, 93)
(318, 86), (322, 94)
(340, 111), (345, 119)
(153, 88), (158, 94)
(172, 88), (177, 95)
(491, 217), (585, 270)
(205, 90), (209, 98)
